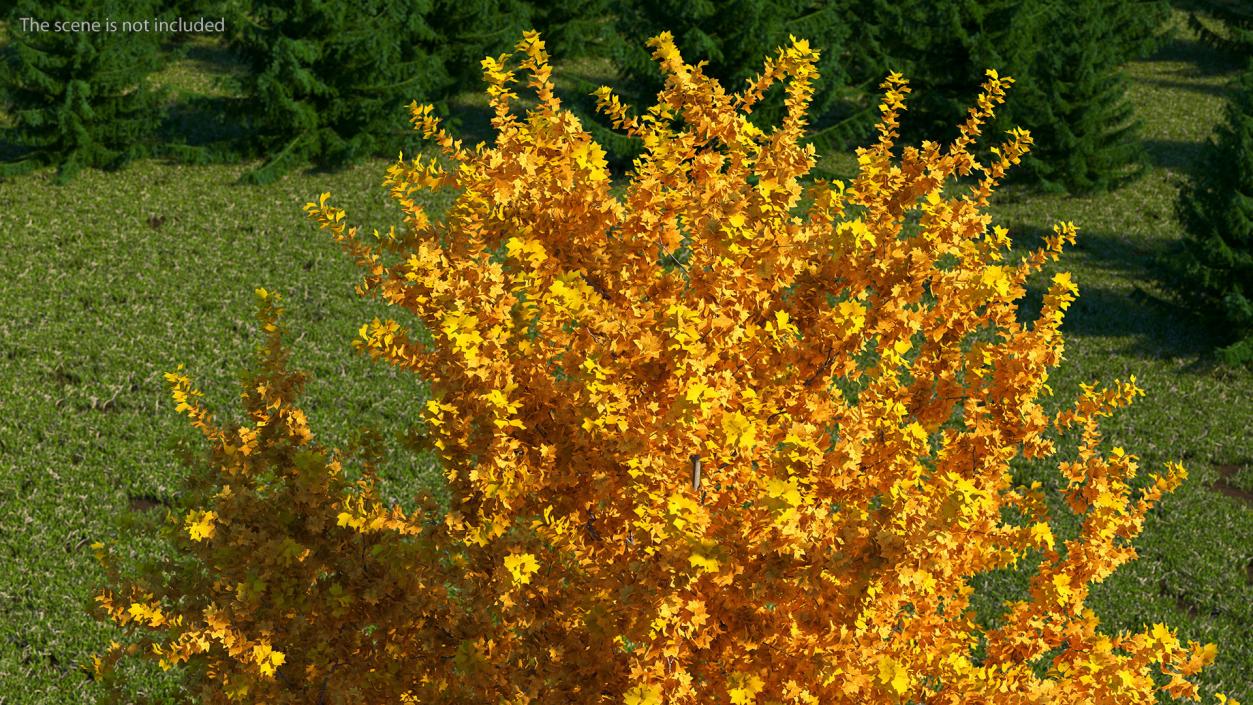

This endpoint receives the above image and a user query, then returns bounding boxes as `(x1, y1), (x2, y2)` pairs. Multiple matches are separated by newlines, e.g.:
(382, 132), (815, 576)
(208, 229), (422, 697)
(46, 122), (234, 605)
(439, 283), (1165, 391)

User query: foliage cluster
(1183, 0), (1253, 57)
(606, 0), (857, 157)
(0, 0), (166, 182)
(91, 32), (1238, 705)
(1173, 58), (1253, 366)
(223, 0), (461, 183)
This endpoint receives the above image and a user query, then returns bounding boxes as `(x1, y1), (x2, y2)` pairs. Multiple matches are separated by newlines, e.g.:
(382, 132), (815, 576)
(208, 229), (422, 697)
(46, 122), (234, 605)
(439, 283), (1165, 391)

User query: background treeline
(1169, 0), (1253, 365)
(0, 0), (1173, 188)
(1, 0), (1251, 360)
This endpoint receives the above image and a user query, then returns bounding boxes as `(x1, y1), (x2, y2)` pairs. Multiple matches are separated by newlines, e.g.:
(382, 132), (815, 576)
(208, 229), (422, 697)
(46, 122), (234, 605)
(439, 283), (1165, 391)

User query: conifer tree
(0, 0), (166, 182)
(842, 0), (1052, 147)
(1100, 0), (1172, 63)
(428, 0), (533, 88)
(526, 0), (613, 61)
(225, 0), (442, 183)
(225, 0), (528, 184)
(1185, 0), (1253, 58)
(1174, 59), (1253, 365)
(839, 0), (1165, 193)
(1007, 0), (1155, 193)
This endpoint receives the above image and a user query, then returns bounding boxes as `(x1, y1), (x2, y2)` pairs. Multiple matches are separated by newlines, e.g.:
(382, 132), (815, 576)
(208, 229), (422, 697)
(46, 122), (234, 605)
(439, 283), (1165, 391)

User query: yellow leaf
(728, 673), (765, 704)
(877, 656), (910, 695)
(1150, 623), (1179, 650)
(766, 477), (802, 507)
(1053, 573), (1073, 602)
(185, 510), (216, 542)
(504, 553), (539, 584)
(1029, 522), (1054, 550)
(981, 265), (1010, 297)
(624, 684), (662, 705)
(685, 381), (710, 405)
(722, 411), (757, 451)
(689, 551), (721, 574)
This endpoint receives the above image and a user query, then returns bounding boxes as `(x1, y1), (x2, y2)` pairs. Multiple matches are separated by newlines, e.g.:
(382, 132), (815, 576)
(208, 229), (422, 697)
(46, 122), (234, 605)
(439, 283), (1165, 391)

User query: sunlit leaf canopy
(92, 29), (1228, 705)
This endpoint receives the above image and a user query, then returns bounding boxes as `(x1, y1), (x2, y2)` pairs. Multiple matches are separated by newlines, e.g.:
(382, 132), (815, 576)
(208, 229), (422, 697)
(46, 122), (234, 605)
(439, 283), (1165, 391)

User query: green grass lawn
(0, 12), (1249, 705)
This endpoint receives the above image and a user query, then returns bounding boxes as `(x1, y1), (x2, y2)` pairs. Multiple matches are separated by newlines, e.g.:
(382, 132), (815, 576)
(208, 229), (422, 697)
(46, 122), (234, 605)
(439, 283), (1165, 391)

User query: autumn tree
(92, 31), (1235, 705)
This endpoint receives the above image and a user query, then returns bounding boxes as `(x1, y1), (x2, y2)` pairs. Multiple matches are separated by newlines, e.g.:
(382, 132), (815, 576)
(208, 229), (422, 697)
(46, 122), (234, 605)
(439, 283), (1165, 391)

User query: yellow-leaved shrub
(93, 31), (1236, 705)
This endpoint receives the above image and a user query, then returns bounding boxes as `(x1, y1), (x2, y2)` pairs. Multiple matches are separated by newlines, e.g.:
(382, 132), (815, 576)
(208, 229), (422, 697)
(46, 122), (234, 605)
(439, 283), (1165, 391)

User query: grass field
(0, 12), (1249, 704)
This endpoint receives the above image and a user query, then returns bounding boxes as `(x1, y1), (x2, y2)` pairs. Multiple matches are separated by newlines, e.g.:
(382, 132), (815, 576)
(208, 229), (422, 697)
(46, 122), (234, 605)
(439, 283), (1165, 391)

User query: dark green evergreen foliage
(599, 0), (860, 164)
(838, 0), (1165, 193)
(428, 0), (533, 87)
(525, 0), (614, 60)
(1173, 60), (1253, 365)
(839, 0), (1046, 146)
(225, 0), (529, 184)
(1101, 0), (1172, 62)
(1184, 0), (1253, 58)
(225, 0), (441, 183)
(0, 0), (167, 182)
(1002, 0), (1160, 193)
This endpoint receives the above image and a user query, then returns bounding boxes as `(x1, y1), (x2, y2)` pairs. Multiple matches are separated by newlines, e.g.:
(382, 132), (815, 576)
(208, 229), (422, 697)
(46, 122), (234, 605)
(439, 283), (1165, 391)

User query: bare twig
(802, 347), (835, 388)
(585, 510), (601, 542)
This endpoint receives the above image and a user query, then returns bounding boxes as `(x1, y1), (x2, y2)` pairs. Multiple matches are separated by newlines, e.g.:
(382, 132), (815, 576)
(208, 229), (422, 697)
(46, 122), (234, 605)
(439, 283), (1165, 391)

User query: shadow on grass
(1015, 278), (1221, 360)
(1145, 34), (1246, 77)
(177, 40), (243, 72)
(1213, 463), (1253, 504)
(1009, 225), (1172, 279)
(159, 95), (249, 153)
(1007, 226), (1224, 360)
(0, 140), (31, 164)
(1139, 78), (1234, 99)
(443, 99), (498, 148)
(1143, 139), (1212, 172)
